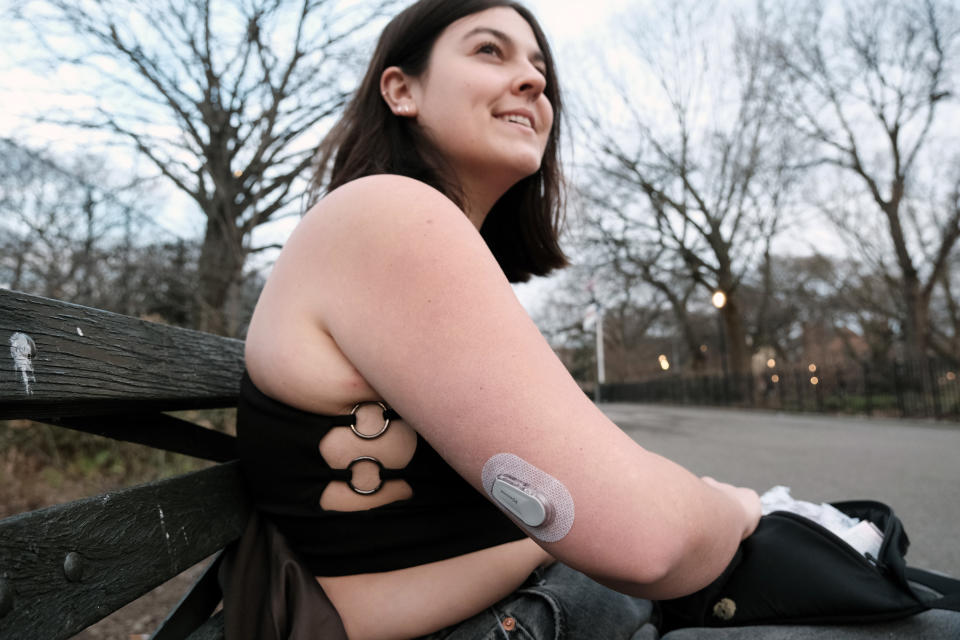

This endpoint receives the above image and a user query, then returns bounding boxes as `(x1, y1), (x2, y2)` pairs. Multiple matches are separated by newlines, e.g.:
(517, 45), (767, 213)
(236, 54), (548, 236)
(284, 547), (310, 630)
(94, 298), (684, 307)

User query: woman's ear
(380, 66), (419, 117)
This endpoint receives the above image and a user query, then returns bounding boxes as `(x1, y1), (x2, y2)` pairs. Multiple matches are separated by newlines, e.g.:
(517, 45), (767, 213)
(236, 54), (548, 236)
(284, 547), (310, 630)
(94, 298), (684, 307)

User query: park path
(600, 403), (960, 577)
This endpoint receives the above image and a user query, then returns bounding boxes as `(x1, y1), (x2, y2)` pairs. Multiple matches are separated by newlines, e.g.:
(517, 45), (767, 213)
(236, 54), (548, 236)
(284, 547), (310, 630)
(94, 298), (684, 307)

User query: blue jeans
(418, 563), (656, 640)
(417, 563), (960, 639)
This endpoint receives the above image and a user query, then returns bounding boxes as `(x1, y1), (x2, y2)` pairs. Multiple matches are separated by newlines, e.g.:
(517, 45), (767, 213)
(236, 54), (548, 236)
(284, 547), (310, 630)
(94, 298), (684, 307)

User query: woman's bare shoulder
(286, 174), (489, 297)
(329, 173), (443, 197)
(306, 175), (462, 230)
(244, 175), (455, 410)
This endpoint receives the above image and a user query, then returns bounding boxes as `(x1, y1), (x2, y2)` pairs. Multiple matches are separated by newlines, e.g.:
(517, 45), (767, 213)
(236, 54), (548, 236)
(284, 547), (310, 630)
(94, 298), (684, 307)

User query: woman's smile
(495, 110), (536, 131)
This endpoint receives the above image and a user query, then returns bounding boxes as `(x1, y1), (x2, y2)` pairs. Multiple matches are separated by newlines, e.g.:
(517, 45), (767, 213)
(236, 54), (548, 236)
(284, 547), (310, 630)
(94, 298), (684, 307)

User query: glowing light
(810, 376), (819, 385)
(711, 290), (727, 309)
(808, 363), (817, 373)
(766, 358), (776, 368)
(699, 344), (708, 353)
(771, 374), (780, 383)
(948, 371), (957, 381)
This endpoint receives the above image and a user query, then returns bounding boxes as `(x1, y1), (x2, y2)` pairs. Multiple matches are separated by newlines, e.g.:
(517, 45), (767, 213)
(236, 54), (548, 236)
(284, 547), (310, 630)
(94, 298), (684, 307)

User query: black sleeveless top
(236, 371), (525, 576)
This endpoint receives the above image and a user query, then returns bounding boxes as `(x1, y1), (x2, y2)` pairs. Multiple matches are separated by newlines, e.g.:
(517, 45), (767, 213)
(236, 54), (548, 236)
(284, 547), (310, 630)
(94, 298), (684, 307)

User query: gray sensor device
(491, 474), (549, 527)
(481, 453), (575, 542)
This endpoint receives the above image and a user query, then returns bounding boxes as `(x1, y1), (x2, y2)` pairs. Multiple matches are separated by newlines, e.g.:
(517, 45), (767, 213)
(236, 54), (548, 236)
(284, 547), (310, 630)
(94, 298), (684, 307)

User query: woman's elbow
(590, 526), (739, 600)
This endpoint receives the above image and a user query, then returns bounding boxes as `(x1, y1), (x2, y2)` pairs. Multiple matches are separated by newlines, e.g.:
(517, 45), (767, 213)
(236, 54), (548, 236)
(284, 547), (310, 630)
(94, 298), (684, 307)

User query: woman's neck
(455, 172), (517, 231)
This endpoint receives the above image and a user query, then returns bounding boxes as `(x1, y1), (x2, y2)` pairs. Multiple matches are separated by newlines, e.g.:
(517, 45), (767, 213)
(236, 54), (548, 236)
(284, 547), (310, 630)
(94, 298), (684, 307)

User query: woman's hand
(701, 477), (762, 540)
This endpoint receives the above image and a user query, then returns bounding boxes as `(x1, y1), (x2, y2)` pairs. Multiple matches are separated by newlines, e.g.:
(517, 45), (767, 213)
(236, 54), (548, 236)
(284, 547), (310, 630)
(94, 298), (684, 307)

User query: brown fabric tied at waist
(219, 511), (348, 640)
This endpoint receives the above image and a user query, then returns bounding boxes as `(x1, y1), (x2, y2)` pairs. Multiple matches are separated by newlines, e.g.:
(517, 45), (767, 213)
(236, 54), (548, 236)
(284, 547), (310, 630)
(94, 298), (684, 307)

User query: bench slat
(183, 611), (224, 640)
(49, 413), (238, 462)
(151, 553), (225, 640)
(0, 289), (244, 419)
(0, 462), (249, 640)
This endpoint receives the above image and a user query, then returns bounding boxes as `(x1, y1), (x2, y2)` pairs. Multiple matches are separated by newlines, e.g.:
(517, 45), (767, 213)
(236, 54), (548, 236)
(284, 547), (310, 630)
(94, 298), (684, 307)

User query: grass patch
(0, 411), (232, 517)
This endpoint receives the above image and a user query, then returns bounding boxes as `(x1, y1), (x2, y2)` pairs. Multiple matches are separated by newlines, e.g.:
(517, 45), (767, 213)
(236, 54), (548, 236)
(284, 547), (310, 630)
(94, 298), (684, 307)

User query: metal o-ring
(346, 456), (384, 495)
(350, 400), (391, 439)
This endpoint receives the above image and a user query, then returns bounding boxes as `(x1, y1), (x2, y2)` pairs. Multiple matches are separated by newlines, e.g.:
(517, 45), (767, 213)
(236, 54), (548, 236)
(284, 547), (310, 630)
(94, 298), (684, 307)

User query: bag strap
(906, 566), (960, 612)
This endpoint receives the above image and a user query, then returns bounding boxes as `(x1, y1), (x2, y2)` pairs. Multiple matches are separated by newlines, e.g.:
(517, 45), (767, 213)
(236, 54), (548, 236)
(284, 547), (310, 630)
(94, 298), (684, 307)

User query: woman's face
(406, 7), (554, 187)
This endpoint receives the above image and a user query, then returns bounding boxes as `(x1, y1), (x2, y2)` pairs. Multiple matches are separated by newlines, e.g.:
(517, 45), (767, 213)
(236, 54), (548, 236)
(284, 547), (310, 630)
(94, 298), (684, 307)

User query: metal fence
(597, 358), (960, 420)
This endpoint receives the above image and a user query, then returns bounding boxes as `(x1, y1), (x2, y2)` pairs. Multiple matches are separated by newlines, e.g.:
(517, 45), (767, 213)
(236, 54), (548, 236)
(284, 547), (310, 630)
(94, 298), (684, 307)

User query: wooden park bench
(0, 288), (249, 639)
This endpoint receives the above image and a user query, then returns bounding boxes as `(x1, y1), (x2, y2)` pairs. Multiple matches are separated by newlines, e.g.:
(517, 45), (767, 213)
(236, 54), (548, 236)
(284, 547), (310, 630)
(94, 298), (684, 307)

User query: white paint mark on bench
(77, 327), (84, 336)
(157, 505), (174, 561)
(9, 332), (37, 395)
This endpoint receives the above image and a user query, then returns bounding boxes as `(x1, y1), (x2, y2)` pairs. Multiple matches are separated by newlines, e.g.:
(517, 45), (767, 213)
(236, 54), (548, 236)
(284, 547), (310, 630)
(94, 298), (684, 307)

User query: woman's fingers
(701, 476), (762, 539)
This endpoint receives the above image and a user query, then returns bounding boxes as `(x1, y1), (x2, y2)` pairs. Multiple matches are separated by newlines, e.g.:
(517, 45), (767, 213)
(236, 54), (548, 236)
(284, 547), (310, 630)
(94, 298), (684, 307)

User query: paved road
(600, 403), (960, 578)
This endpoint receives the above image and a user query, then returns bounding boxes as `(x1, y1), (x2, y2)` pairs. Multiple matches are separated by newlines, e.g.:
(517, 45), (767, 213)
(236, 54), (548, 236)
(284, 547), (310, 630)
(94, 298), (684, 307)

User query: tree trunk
(721, 295), (751, 375)
(673, 304), (707, 373)
(196, 206), (245, 336)
(719, 294), (752, 404)
(901, 274), (930, 363)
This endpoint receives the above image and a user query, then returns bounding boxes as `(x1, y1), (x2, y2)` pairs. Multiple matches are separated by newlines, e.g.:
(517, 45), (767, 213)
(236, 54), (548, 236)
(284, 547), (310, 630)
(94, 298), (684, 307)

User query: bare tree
(572, 185), (707, 373)
(764, 0), (960, 362)
(742, 252), (833, 364)
(15, 0), (394, 335)
(577, 1), (797, 375)
(1, 137), (269, 330)
(532, 258), (669, 385)
(741, 251), (898, 369)
(929, 179), (960, 364)
(0, 138), (141, 304)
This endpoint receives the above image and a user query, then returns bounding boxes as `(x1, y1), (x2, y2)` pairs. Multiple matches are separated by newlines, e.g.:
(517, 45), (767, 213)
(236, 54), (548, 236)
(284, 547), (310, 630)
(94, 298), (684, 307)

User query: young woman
(234, 1), (763, 638)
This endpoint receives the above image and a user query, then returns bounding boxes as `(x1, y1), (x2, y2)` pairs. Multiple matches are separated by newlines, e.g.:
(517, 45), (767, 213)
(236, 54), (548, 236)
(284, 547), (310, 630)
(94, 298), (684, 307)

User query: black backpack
(657, 500), (960, 631)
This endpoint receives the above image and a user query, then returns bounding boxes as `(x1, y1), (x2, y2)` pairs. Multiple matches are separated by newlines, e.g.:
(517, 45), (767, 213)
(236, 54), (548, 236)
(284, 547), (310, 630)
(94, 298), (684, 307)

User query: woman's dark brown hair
(311, 0), (567, 282)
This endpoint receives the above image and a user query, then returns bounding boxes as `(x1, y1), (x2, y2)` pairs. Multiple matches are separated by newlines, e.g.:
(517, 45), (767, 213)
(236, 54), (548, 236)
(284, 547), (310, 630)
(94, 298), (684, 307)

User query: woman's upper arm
(284, 175), (738, 593)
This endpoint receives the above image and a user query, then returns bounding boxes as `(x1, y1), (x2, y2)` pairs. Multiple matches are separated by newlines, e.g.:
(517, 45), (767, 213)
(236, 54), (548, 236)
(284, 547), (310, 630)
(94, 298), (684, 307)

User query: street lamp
(712, 290), (727, 310)
(595, 306), (605, 398)
(584, 303), (605, 402)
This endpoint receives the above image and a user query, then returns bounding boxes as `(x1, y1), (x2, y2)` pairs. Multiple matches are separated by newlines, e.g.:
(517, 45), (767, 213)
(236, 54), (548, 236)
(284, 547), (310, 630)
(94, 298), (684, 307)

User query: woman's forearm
(576, 451), (760, 600)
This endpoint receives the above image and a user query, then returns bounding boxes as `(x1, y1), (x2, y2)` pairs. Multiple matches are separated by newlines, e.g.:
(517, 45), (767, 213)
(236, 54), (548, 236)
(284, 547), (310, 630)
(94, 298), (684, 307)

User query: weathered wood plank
(49, 413), (238, 462)
(183, 611), (224, 640)
(0, 289), (244, 419)
(0, 462), (249, 640)
(151, 553), (225, 640)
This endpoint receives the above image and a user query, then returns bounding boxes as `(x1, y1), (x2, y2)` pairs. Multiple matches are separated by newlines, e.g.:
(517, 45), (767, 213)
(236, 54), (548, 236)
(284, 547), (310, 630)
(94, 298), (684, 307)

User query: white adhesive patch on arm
(482, 453), (574, 542)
